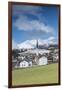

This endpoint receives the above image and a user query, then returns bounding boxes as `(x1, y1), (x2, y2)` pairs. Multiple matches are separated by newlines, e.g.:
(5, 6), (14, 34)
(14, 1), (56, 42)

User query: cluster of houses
(12, 40), (59, 69)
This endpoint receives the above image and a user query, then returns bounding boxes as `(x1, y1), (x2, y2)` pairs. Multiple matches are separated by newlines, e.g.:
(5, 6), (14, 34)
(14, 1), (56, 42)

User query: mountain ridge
(18, 39), (57, 49)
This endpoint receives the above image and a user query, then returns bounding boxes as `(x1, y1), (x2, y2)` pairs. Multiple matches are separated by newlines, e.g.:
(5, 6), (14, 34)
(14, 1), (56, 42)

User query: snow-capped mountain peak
(18, 39), (36, 49)
(12, 37), (57, 49)
(18, 39), (49, 49)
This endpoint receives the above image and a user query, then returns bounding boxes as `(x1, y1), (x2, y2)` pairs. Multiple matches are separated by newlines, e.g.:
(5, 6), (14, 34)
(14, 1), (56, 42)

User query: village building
(12, 40), (58, 69)
(38, 56), (48, 65)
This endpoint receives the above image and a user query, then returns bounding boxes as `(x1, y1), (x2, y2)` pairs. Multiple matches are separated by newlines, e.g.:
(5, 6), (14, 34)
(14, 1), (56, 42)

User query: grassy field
(12, 63), (58, 86)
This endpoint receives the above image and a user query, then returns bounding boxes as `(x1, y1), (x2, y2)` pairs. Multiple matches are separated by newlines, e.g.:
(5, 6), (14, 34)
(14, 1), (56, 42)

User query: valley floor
(12, 63), (58, 86)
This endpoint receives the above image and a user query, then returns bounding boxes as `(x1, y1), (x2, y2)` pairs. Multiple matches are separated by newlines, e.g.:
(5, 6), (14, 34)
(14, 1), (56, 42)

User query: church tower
(36, 40), (38, 49)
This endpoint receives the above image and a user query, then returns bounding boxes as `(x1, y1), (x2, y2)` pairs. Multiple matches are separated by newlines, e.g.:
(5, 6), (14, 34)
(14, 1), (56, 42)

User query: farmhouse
(38, 56), (48, 65)
(19, 57), (32, 68)
(20, 60), (32, 68)
(20, 60), (29, 68)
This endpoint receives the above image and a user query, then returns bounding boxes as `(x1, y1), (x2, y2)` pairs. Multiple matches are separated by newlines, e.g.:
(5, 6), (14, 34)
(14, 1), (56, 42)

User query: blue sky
(12, 4), (59, 44)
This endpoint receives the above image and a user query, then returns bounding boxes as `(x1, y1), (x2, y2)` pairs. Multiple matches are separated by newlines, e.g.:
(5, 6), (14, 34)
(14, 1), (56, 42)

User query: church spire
(36, 40), (38, 49)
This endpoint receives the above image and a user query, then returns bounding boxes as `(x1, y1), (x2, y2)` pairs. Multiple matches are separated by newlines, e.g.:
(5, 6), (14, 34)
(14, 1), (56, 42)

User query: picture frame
(8, 1), (61, 88)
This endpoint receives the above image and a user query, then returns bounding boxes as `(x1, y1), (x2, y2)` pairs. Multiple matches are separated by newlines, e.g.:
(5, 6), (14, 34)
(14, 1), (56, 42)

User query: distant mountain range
(12, 39), (58, 49)
(18, 39), (50, 49)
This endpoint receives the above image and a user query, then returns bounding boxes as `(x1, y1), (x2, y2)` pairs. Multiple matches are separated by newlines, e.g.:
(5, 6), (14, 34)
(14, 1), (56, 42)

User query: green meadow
(12, 63), (58, 86)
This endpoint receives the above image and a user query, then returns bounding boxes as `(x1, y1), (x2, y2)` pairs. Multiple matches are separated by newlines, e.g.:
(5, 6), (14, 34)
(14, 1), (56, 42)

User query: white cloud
(14, 16), (54, 34)
(48, 36), (55, 41)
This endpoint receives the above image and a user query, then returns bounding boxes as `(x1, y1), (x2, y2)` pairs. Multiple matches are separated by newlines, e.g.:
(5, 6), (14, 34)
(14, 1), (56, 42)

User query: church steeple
(36, 40), (38, 49)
